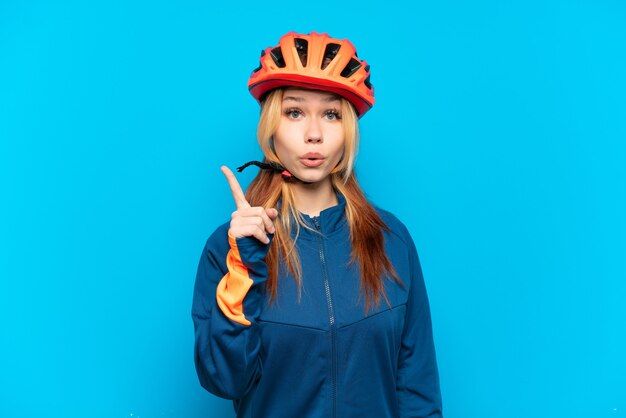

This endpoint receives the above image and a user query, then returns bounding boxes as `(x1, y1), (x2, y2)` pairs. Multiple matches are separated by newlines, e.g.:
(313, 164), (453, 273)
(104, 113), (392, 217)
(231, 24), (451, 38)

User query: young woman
(192, 31), (443, 418)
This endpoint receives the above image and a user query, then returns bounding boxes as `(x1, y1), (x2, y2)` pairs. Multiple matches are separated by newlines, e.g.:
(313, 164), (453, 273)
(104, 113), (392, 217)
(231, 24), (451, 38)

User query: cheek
(329, 130), (346, 158)
(272, 127), (289, 157)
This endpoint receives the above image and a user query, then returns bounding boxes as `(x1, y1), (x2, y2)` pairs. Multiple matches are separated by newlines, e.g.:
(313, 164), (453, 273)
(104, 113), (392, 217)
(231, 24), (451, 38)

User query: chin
(292, 170), (331, 184)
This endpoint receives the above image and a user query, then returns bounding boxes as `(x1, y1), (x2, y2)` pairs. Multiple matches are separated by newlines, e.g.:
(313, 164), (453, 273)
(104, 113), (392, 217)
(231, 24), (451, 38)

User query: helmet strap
(236, 160), (312, 184)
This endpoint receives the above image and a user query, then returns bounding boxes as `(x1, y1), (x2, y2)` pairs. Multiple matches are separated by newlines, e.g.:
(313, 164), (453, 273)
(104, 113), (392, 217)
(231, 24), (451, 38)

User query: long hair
(245, 88), (403, 312)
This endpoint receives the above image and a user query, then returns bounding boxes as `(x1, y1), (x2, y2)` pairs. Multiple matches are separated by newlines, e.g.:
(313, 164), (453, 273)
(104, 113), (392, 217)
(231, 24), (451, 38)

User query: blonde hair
(245, 88), (402, 311)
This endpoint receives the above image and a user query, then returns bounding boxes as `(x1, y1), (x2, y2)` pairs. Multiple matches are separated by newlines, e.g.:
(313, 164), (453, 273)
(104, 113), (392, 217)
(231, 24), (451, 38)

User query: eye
(324, 109), (341, 121)
(284, 108), (303, 119)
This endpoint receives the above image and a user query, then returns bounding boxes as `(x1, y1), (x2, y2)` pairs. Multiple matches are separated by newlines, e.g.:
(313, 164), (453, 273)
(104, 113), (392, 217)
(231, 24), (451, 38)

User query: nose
(305, 118), (323, 144)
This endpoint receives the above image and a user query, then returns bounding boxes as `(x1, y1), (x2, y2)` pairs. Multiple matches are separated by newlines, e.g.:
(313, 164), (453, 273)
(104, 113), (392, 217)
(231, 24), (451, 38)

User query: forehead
(282, 87), (341, 103)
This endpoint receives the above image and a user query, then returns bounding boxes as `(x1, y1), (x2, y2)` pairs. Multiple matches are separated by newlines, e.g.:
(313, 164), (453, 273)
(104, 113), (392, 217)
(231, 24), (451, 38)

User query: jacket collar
(300, 192), (347, 236)
(277, 191), (347, 237)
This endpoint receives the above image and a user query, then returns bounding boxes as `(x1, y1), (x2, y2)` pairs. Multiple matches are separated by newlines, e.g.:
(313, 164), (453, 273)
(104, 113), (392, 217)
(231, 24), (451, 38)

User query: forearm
(192, 230), (271, 399)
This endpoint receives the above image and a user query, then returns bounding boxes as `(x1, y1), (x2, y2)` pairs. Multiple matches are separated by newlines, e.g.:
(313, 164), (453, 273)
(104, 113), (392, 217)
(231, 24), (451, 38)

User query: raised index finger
(220, 165), (251, 209)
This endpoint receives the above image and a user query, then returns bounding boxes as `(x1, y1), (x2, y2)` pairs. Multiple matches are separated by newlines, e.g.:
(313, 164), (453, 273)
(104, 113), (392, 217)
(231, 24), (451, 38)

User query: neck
(292, 177), (338, 217)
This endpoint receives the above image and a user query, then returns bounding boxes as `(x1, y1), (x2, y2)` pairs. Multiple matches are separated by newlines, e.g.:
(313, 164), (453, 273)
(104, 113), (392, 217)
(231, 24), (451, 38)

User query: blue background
(1, 1), (624, 417)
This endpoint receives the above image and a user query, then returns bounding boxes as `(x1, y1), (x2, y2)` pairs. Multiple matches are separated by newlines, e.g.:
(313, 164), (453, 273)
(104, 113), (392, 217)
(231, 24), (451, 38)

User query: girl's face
(273, 88), (345, 185)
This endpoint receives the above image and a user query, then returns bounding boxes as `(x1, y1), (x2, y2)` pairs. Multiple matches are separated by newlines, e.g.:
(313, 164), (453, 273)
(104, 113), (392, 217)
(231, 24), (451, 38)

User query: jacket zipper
(313, 216), (337, 418)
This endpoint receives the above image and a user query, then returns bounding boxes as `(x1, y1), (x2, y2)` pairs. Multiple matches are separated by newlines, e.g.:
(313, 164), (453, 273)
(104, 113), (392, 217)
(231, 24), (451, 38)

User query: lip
(299, 152), (326, 167)
(301, 152), (324, 159)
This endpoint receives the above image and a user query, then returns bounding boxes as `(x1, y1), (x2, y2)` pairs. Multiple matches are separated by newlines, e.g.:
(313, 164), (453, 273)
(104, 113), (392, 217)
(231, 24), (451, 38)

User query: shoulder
(372, 205), (425, 288)
(373, 205), (413, 247)
(194, 220), (232, 280)
(203, 220), (231, 259)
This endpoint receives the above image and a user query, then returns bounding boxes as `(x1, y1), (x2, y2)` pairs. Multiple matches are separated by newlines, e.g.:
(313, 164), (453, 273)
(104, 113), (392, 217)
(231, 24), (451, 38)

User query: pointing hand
(221, 166), (278, 245)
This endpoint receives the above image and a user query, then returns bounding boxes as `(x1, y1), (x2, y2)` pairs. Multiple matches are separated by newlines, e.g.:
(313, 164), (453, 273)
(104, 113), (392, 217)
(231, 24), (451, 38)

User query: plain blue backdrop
(1, 1), (625, 417)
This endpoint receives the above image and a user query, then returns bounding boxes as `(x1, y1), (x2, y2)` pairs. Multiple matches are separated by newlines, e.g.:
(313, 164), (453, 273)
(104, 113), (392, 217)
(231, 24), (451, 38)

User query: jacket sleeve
(396, 232), (443, 417)
(191, 222), (272, 399)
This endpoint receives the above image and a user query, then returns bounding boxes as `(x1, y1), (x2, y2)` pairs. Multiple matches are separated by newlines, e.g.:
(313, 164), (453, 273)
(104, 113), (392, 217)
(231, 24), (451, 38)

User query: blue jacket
(191, 193), (443, 417)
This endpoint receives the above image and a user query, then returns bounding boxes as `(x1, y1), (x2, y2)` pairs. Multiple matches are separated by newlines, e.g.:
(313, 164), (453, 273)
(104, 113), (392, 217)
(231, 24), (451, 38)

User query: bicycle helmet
(248, 31), (374, 117)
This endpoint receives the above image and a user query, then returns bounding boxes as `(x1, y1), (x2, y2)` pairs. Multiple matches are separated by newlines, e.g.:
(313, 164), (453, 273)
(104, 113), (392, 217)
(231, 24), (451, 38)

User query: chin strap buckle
(281, 170), (293, 181)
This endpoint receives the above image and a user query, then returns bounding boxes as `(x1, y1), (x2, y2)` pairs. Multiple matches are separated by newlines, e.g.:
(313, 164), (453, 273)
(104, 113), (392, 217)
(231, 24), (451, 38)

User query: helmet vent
(363, 65), (372, 88)
(294, 38), (308, 66)
(364, 75), (372, 89)
(322, 43), (341, 70)
(270, 47), (286, 68)
(252, 50), (266, 73)
(340, 58), (362, 78)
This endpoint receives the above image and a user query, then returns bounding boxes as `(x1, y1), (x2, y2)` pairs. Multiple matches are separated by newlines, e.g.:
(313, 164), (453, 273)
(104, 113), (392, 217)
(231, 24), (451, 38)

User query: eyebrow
(283, 95), (341, 103)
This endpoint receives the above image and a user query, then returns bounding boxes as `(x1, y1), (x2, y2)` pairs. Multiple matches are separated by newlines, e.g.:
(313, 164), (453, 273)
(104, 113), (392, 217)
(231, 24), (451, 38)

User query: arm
(191, 223), (272, 399)
(396, 235), (443, 417)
